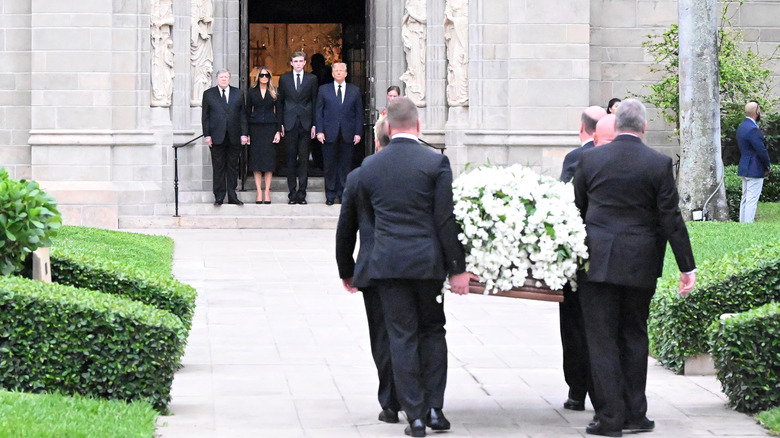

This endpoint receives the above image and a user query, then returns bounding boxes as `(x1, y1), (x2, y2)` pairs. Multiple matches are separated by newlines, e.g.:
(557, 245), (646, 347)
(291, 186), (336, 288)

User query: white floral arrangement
(452, 164), (589, 293)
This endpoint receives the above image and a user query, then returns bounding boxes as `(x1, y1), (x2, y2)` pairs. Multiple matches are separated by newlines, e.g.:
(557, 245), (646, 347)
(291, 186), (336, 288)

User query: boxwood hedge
(649, 239), (780, 373)
(709, 302), (780, 413)
(49, 249), (196, 333)
(0, 276), (185, 412)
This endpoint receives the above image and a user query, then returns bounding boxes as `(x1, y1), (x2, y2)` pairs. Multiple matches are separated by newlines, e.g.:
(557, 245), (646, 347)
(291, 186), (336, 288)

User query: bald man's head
(594, 114), (617, 146)
(581, 106), (608, 142)
(745, 101), (760, 119)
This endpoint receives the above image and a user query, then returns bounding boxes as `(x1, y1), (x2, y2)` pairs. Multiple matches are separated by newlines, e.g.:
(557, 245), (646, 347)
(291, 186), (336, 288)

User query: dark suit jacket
(246, 86), (280, 130)
(335, 167), (374, 289)
(358, 137), (466, 281)
(315, 82), (364, 142)
(277, 70), (318, 131)
(560, 140), (594, 183)
(201, 85), (248, 145)
(573, 134), (695, 289)
(736, 117), (771, 178)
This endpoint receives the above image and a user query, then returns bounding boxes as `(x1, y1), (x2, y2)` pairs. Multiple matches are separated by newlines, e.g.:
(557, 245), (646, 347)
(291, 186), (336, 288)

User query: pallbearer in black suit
(335, 113), (400, 424)
(358, 97), (471, 438)
(201, 69), (249, 205)
(558, 105), (606, 414)
(573, 99), (697, 437)
(277, 51), (318, 204)
(247, 66), (281, 204)
(316, 63), (364, 205)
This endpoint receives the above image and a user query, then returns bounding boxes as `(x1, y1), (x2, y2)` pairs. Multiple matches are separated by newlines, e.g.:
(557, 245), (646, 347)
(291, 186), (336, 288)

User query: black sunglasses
(258, 73), (271, 78)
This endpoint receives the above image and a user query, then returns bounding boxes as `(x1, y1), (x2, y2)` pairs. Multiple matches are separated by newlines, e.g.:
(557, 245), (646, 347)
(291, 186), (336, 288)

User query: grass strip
(0, 390), (157, 438)
(756, 406), (780, 435)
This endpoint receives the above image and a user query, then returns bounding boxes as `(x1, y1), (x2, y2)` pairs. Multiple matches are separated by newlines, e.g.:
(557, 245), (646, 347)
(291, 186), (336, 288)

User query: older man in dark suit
(357, 97), (471, 437)
(573, 99), (697, 437)
(278, 51), (318, 205)
(736, 101), (772, 223)
(335, 113), (399, 425)
(201, 69), (248, 205)
(316, 62), (364, 205)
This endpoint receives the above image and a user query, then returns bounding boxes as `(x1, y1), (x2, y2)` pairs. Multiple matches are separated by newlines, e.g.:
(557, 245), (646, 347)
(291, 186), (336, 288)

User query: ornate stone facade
(2, 0), (780, 228)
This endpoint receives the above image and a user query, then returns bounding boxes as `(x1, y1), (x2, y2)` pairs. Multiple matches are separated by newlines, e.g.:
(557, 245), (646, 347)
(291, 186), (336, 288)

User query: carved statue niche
(400, 0), (426, 107)
(445, 0), (468, 107)
(191, 0), (214, 106)
(151, 0), (175, 107)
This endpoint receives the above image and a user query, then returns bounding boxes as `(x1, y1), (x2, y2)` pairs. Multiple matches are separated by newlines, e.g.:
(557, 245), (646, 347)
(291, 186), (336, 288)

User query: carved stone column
(445, 0), (468, 107)
(190, 0), (214, 107)
(151, 0), (175, 108)
(400, 0), (427, 107)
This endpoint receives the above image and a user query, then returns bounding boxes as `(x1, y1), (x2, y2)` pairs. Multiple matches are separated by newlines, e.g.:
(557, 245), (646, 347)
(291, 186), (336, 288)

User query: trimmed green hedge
(50, 247), (196, 332)
(649, 239), (780, 373)
(709, 302), (780, 413)
(0, 276), (185, 412)
(724, 165), (780, 222)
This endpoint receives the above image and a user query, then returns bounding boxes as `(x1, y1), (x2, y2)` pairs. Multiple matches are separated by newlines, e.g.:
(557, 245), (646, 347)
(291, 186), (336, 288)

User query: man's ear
(643, 121), (648, 133)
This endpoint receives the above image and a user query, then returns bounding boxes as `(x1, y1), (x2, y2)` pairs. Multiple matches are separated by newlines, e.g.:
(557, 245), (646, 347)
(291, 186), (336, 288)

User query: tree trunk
(677, 0), (729, 221)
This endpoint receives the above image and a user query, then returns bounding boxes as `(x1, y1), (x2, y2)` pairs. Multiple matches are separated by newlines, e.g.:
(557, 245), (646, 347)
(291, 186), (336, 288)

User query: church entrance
(240, 0), (374, 179)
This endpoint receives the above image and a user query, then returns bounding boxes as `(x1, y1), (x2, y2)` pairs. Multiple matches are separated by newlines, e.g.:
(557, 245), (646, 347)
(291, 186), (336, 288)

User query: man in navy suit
(278, 51), (318, 204)
(358, 97), (471, 437)
(736, 101), (772, 223)
(201, 69), (249, 205)
(573, 99), (696, 437)
(335, 113), (400, 425)
(315, 63), (364, 205)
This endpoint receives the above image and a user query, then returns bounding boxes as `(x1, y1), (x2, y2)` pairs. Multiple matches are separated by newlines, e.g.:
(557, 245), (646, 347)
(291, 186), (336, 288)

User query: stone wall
(0, 1), (31, 180)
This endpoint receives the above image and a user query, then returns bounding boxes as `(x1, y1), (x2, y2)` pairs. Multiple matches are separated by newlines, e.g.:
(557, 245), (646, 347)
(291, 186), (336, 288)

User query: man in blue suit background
(736, 101), (772, 223)
(315, 62), (364, 205)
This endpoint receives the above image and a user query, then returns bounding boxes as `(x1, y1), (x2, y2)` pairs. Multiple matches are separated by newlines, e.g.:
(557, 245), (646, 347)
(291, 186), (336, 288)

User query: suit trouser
(322, 130), (353, 201)
(210, 139), (241, 202)
(362, 288), (400, 412)
(376, 279), (447, 420)
(285, 121), (309, 200)
(559, 282), (592, 404)
(579, 281), (655, 431)
(740, 176), (764, 223)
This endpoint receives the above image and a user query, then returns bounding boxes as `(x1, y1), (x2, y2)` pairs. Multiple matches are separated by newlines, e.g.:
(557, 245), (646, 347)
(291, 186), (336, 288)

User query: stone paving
(153, 229), (769, 438)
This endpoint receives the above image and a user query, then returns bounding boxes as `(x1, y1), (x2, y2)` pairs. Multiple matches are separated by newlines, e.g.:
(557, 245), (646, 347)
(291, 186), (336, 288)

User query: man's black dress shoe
(425, 408), (450, 430)
(228, 199), (243, 206)
(378, 408), (399, 423)
(325, 199), (334, 206)
(288, 199), (297, 205)
(404, 418), (426, 437)
(623, 417), (654, 432)
(213, 200), (223, 206)
(299, 199), (307, 205)
(586, 421), (622, 437)
(564, 398), (586, 411)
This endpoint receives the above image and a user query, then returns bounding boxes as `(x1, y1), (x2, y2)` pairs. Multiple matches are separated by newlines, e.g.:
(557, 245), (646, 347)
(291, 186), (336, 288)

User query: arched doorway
(239, 0), (375, 177)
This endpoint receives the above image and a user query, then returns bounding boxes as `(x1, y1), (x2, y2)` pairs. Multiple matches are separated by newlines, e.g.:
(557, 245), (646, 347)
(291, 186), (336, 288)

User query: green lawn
(52, 226), (174, 277)
(756, 406), (780, 435)
(0, 391), (157, 438)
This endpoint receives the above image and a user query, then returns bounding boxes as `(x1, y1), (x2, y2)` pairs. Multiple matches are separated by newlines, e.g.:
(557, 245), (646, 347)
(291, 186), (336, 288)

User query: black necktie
(337, 84), (342, 104)
(221, 88), (227, 103)
(296, 74), (301, 90)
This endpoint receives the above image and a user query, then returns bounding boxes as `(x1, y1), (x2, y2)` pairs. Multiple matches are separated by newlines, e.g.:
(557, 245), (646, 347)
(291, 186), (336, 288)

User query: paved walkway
(154, 229), (769, 438)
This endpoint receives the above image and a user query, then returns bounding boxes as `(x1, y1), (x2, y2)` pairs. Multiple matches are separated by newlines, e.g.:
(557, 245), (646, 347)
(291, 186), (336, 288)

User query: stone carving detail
(191, 0), (214, 106)
(151, 0), (175, 107)
(445, 0), (468, 106)
(400, 0), (426, 107)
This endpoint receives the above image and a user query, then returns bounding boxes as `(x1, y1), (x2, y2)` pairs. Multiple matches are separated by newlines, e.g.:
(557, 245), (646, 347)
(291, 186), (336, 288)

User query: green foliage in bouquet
(709, 302), (780, 413)
(0, 169), (62, 276)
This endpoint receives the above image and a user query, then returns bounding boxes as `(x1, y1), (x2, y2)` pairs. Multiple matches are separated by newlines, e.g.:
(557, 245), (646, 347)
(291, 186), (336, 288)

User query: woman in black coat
(247, 66), (281, 203)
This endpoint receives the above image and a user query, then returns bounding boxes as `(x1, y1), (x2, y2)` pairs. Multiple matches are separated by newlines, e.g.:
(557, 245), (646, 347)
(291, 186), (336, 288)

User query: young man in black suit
(277, 51), (318, 204)
(573, 98), (697, 437)
(357, 97), (471, 437)
(315, 62), (364, 205)
(335, 113), (399, 425)
(201, 69), (248, 205)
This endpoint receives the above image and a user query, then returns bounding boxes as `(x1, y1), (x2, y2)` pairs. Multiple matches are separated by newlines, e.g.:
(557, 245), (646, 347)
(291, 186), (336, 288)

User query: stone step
(156, 202), (340, 216)
(119, 214), (338, 229)
(177, 189), (327, 204)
